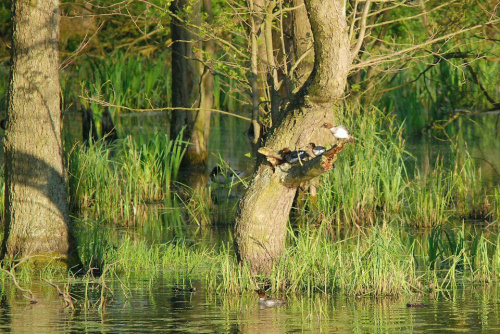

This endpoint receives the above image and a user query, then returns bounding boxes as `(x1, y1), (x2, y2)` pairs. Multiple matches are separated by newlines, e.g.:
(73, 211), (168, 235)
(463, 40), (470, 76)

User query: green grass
(61, 52), (172, 116)
(301, 108), (498, 227)
(2, 220), (500, 308)
(405, 158), (452, 227)
(67, 129), (188, 221)
(70, 220), (500, 297)
(76, 221), (419, 296)
(302, 110), (409, 225)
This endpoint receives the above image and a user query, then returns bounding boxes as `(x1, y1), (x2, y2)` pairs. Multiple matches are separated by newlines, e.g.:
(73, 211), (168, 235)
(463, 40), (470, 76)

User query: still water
(2, 280), (500, 333)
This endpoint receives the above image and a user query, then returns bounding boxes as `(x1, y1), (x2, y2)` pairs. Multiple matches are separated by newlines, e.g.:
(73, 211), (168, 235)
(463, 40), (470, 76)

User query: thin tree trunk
(235, 0), (351, 274)
(248, 0), (262, 144)
(2, 0), (70, 257)
(252, 0), (270, 127)
(170, 0), (212, 168)
(290, 0), (314, 88)
(188, 0), (214, 166)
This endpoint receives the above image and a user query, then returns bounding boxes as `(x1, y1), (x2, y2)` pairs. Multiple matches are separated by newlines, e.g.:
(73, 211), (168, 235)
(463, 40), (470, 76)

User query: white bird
(322, 123), (353, 140)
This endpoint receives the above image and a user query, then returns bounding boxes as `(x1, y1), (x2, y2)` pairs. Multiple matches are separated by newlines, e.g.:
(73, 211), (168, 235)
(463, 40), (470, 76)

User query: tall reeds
(306, 109), (498, 227)
(67, 130), (188, 221)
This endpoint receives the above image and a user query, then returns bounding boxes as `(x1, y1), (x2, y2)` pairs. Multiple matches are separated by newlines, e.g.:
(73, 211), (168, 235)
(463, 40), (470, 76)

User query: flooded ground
(0, 112), (499, 333)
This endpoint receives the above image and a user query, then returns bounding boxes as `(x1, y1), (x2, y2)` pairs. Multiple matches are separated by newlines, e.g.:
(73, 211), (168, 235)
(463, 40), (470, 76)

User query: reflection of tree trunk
(82, 106), (98, 146)
(236, 0), (351, 274)
(102, 106), (119, 144)
(10, 292), (65, 333)
(2, 0), (70, 257)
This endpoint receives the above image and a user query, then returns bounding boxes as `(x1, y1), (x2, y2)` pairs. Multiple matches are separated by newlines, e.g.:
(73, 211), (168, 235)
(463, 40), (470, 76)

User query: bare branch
(60, 21), (105, 70)
(84, 96), (252, 121)
(0, 260), (38, 303)
(137, 0), (249, 60)
(43, 279), (76, 310)
(272, 2), (305, 17)
(351, 0), (372, 59)
(348, 0), (360, 42)
(352, 19), (500, 69)
(367, 0), (458, 29)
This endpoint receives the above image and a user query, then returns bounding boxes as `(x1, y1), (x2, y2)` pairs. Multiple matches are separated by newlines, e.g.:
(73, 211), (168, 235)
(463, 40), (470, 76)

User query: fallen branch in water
(43, 279), (76, 310)
(0, 267), (36, 303)
(0, 254), (65, 304)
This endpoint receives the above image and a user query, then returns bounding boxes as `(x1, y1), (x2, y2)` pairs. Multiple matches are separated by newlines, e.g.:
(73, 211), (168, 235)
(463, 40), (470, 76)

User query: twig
(0, 267), (36, 304)
(84, 96), (252, 122)
(43, 279), (76, 310)
(366, 0), (457, 29)
(352, 19), (500, 69)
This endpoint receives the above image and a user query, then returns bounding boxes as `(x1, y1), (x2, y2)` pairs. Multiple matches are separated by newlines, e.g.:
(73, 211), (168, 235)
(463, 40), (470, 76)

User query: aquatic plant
(67, 130), (188, 221)
(308, 109), (409, 225)
(404, 157), (452, 227)
(207, 224), (417, 296)
(302, 108), (495, 227)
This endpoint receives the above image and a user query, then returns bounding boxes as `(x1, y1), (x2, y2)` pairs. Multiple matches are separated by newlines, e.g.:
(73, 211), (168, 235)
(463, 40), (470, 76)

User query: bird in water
(322, 123), (353, 141)
(210, 166), (244, 184)
(308, 143), (326, 157)
(281, 147), (309, 164)
(256, 290), (286, 308)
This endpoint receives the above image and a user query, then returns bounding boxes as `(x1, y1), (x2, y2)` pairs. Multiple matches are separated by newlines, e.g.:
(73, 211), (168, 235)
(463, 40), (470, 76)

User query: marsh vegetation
(0, 0), (499, 332)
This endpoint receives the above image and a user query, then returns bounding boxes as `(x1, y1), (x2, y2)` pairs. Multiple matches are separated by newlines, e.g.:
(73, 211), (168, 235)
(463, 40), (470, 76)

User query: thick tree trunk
(2, 0), (70, 257)
(235, 0), (351, 274)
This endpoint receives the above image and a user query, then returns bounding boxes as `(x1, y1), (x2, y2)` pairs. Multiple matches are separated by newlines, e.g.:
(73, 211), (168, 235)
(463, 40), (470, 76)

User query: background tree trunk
(235, 0), (351, 274)
(190, 0), (214, 166)
(290, 0), (314, 88)
(2, 0), (70, 257)
(170, 0), (212, 168)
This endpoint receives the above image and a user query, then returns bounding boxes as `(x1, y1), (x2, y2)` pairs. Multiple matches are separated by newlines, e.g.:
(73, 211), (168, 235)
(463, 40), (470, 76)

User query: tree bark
(235, 0), (351, 274)
(170, 0), (212, 168)
(248, 0), (262, 144)
(190, 0), (214, 165)
(290, 0), (314, 88)
(2, 0), (70, 257)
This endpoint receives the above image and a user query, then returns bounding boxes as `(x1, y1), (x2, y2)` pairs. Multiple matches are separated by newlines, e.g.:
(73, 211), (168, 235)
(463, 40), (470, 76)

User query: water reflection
(407, 112), (500, 188)
(2, 280), (500, 333)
